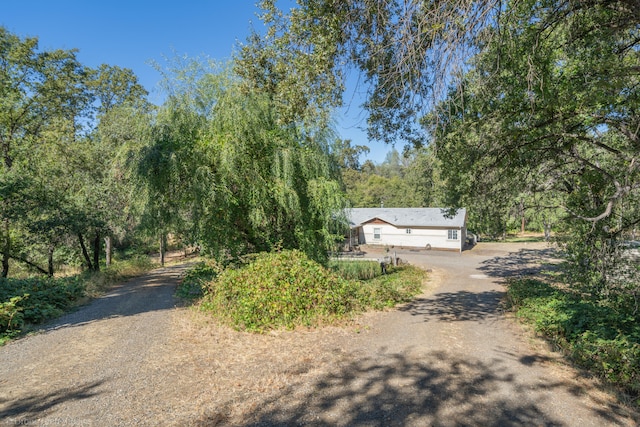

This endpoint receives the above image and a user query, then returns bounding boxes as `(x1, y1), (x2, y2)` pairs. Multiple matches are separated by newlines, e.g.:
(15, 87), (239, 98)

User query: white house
(346, 207), (468, 252)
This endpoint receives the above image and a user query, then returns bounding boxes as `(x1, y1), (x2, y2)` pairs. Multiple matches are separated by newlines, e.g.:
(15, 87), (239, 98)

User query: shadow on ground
(399, 290), (504, 322)
(193, 350), (631, 427)
(42, 263), (193, 332)
(0, 380), (105, 422)
(478, 248), (562, 278)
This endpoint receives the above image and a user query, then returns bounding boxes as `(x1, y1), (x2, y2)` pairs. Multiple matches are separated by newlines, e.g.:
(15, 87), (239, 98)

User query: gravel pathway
(0, 244), (638, 426)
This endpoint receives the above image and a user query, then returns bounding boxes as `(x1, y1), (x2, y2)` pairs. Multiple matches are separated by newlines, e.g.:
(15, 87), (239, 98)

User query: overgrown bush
(506, 278), (640, 402)
(201, 250), (361, 331)
(199, 249), (426, 332)
(176, 260), (221, 300)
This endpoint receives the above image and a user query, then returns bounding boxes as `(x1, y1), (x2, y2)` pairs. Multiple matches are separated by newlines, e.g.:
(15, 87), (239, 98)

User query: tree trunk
(159, 233), (166, 267)
(48, 244), (55, 277)
(2, 220), (10, 278)
(78, 233), (93, 271)
(544, 222), (552, 242)
(92, 232), (100, 272)
(104, 236), (112, 267)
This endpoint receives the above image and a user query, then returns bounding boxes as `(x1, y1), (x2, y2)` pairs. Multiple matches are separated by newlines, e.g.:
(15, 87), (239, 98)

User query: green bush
(0, 295), (28, 331)
(200, 249), (426, 332)
(177, 261), (221, 300)
(201, 250), (361, 332)
(506, 278), (640, 399)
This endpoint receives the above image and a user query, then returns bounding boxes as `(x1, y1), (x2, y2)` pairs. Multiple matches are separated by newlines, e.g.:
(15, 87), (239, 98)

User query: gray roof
(346, 208), (467, 228)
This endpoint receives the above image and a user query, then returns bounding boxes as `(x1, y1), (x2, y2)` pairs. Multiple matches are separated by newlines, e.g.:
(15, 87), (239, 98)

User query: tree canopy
(245, 0), (639, 293)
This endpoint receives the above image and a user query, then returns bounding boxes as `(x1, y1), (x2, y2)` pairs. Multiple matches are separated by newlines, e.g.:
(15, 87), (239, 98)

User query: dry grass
(160, 306), (367, 424)
(159, 264), (437, 425)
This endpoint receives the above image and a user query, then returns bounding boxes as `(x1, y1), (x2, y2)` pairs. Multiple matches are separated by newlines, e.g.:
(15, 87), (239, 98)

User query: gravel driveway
(0, 244), (638, 426)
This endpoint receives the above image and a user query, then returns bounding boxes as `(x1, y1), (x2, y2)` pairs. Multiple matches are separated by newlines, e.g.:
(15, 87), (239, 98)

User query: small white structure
(346, 208), (468, 252)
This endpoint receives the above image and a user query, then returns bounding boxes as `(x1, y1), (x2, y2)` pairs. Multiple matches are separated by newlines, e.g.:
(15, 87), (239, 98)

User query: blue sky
(2, 0), (391, 163)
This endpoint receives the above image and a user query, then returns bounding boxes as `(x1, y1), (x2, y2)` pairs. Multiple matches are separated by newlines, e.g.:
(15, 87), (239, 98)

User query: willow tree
(136, 59), (347, 263)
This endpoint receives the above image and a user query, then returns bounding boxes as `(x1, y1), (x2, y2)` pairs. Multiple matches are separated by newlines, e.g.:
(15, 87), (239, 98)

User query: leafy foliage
(200, 249), (425, 332)
(176, 260), (221, 300)
(506, 278), (640, 399)
(0, 276), (84, 333)
(136, 59), (348, 264)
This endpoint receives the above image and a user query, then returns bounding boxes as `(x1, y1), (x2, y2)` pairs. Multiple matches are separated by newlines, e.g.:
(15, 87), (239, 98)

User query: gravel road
(0, 244), (638, 426)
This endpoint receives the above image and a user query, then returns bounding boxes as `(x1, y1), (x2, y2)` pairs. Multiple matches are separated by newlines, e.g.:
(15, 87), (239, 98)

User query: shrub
(201, 249), (362, 332)
(177, 260), (221, 300)
(506, 278), (640, 400)
(200, 249), (427, 332)
(0, 295), (28, 332)
(0, 276), (85, 334)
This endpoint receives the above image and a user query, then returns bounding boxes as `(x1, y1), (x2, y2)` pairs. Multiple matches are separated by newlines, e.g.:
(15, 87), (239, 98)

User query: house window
(406, 228), (412, 234)
(373, 228), (381, 240)
(448, 229), (458, 240)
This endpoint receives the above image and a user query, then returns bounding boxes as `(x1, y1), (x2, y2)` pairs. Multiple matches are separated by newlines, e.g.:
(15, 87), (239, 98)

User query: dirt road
(0, 244), (637, 426)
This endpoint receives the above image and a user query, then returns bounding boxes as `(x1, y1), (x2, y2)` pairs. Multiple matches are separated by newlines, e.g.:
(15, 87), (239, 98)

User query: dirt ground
(0, 242), (638, 426)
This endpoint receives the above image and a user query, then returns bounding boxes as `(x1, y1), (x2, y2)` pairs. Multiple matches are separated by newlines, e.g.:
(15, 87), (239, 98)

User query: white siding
(361, 223), (463, 251)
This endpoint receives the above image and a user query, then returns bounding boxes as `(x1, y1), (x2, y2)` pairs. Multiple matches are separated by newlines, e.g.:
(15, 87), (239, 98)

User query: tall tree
(429, 0), (639, 287)
(137, 58), (347, 263)
(0, 27), (89, 277)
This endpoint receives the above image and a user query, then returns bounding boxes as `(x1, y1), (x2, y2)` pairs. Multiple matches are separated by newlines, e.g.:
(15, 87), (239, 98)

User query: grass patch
(198, 249), (426, 333)
(328, 260), (382, 280)
(505, 278), (640, 404)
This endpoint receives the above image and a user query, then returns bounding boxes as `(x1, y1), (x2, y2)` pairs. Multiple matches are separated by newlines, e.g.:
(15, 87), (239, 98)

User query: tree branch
(9, 254), (49, 276)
